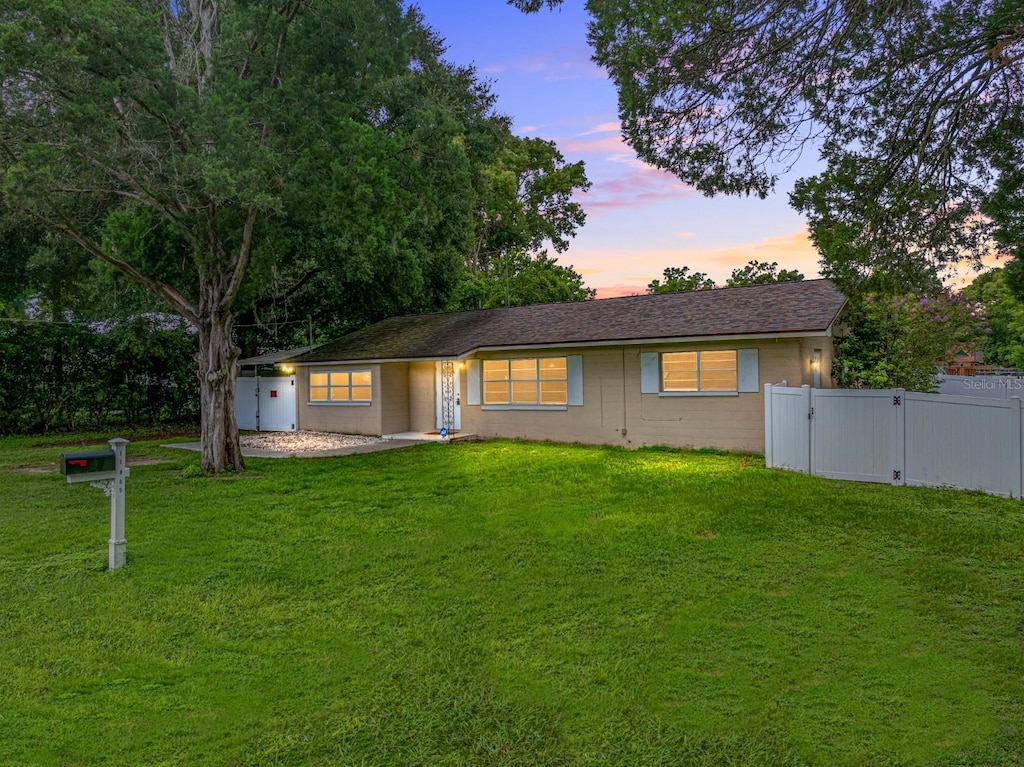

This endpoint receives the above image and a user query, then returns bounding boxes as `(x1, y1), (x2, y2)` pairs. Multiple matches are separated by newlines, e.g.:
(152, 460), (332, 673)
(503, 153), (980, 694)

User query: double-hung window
(309, 370), (372, 403)
(642, 348), (757, 395)
(483, 357), (567, 406)
(662, 350), (737, 392)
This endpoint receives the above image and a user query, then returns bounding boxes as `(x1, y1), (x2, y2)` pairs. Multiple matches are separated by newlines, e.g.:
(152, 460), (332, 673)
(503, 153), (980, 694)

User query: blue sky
(410, 0), (825, 297)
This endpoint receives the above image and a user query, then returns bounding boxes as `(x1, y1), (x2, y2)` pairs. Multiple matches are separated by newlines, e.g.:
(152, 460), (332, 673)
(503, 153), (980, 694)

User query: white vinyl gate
(765, 384), (1024, 498)
(235, 375), (297, 432)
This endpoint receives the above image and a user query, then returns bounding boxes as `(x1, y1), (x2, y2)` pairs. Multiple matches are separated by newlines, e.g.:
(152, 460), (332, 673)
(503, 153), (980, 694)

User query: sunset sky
(411, 0), (826, 297)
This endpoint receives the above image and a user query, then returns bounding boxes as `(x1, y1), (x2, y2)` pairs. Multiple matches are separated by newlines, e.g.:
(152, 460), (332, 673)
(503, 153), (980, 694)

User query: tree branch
(220, 206), (258, 312)
(36, 210), (200, 323)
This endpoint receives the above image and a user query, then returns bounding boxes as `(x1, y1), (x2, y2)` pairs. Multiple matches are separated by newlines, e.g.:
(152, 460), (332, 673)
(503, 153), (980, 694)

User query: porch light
(278, 365), (294, 375)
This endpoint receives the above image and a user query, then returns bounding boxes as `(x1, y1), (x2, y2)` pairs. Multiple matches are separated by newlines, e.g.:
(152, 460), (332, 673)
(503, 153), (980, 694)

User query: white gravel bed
(240, 430), (384, 452)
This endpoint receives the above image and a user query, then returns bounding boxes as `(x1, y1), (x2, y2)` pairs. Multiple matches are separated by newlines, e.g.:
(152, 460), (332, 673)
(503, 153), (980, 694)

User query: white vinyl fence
(937, 374), (1024, 400)
(765, 384), (1023, 498)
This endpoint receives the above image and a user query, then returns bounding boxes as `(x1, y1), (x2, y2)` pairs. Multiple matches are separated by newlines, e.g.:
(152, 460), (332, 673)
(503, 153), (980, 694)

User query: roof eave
(290, 329), (835, 365)
(471, 329), (836, 354)
(292, 353), (472, 366)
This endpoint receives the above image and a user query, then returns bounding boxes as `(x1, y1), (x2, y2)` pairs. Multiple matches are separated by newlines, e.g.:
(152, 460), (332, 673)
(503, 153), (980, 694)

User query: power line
(233, 318), (312, 329)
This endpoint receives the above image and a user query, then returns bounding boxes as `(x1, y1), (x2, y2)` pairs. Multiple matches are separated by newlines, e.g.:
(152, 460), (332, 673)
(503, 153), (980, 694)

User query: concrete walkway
(160, 438), (427, 459)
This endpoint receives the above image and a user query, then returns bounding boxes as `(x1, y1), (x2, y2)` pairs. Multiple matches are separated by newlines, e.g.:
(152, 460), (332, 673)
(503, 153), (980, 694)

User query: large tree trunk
(196, 282), (245, 474)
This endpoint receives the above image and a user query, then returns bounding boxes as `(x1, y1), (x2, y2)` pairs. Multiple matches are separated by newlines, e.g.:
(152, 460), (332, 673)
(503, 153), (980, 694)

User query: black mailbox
(60, 449), (116, 482)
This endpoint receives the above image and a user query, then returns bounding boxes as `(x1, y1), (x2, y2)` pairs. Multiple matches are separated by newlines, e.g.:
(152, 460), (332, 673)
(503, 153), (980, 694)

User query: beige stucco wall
(461, 337), (833, 453)
(380, 363), (410, 434)
(408, 361), (436, 432)
(296, 335), (833, 451)
(296, 364), (383, 435)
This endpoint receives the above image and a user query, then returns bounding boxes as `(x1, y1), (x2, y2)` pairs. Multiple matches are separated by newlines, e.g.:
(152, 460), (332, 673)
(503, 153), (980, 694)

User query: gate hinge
(892, 395), (901, 406)
(807, 406), (814, 419)
(893, 469), (901, 480)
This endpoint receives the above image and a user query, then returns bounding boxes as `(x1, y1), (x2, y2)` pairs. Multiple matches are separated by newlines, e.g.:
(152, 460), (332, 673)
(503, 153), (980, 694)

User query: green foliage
(791, 159), (982, 296)
(471, 135), (591, 274)
(725, 260), (804, 287)
(178, 463), (205, 479)
(513, 0), (1022, 280)
(981, 115), (1024, 267)
(645, 262), (806, 294)
(448, 250), (595, 310)
(0, 202), (44, 315)
(0, 319), (198, 435)
(963, 268), (1024, 370)
(2, 438), (1024, 764)
(647, 266), (715, 294)
(229, 46), (589, 353)
(2, 0), (573, 468)
(833, 291), (989, 391)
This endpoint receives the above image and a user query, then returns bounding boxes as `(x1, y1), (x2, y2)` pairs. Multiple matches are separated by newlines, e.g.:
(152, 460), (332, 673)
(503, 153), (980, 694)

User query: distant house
(271, 280), (847, 452)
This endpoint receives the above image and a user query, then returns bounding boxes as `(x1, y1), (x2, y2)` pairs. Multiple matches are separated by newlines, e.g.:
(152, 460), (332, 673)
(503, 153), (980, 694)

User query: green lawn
(1, 435), (1022, 766)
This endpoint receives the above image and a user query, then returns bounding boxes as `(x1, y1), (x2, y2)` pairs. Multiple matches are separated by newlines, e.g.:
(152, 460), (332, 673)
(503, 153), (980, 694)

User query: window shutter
(640, 352), (659, 394)
(466, 359), (481, 405)
(567, 355), (583, 406)
(737, 348), (759, 392)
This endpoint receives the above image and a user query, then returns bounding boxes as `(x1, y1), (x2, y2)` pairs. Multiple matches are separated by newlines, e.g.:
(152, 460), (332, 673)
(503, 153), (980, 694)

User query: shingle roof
(292, 279), (846, 364)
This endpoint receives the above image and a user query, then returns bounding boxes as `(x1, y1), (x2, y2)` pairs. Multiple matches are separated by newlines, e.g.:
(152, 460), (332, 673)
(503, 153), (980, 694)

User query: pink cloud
(579, 121), (621, 136)
(480, 52), (604, 81)
(700, 231), (821, 272)
(556, 130), (661, 174)
(579, 167), (696, 213)
(558, 134), (629, 155)
(572, 229), (823, 297)
(593, 283), (646, 298)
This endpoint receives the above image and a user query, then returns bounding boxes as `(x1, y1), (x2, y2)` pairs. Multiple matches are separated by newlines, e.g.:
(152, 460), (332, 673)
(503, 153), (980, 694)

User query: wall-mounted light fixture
(810, 350), (822, 388)
(278, 365), (295, 375)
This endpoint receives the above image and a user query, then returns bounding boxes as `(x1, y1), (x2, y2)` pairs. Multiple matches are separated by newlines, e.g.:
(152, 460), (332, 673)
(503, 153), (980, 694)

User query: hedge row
(0, 320), (200, 435)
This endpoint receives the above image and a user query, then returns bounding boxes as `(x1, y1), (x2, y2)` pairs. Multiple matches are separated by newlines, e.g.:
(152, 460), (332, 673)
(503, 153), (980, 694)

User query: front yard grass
(1, 436), (1022, 766)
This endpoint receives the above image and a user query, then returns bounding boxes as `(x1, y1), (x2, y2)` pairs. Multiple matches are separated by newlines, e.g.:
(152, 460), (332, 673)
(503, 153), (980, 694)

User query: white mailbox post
(107, 438), (129, 569)
(60, 437), (130, 570)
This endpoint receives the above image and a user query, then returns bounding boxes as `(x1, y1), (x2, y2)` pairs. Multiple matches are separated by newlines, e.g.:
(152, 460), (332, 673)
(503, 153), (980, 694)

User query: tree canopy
(234, 126), (591, 353)
(1, 1), (590, 470)
(645, 261), (804, 293)
(725, 261), (804, 287)
(832, 291), (989, 391)
(964, 267), (1024, 369)
(449, 250), (594, 310)
(513, 0), (1024, 287)
(468, 135), (590, 276)
(646, 266), (715, 294)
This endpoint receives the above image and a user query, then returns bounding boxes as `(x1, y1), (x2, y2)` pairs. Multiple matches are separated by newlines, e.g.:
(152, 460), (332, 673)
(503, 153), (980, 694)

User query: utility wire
(233, 318), (312, 328)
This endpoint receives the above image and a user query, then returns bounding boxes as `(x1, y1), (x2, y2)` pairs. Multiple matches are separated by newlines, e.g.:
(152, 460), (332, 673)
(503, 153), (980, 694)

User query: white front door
(435, 361), (462, 432)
